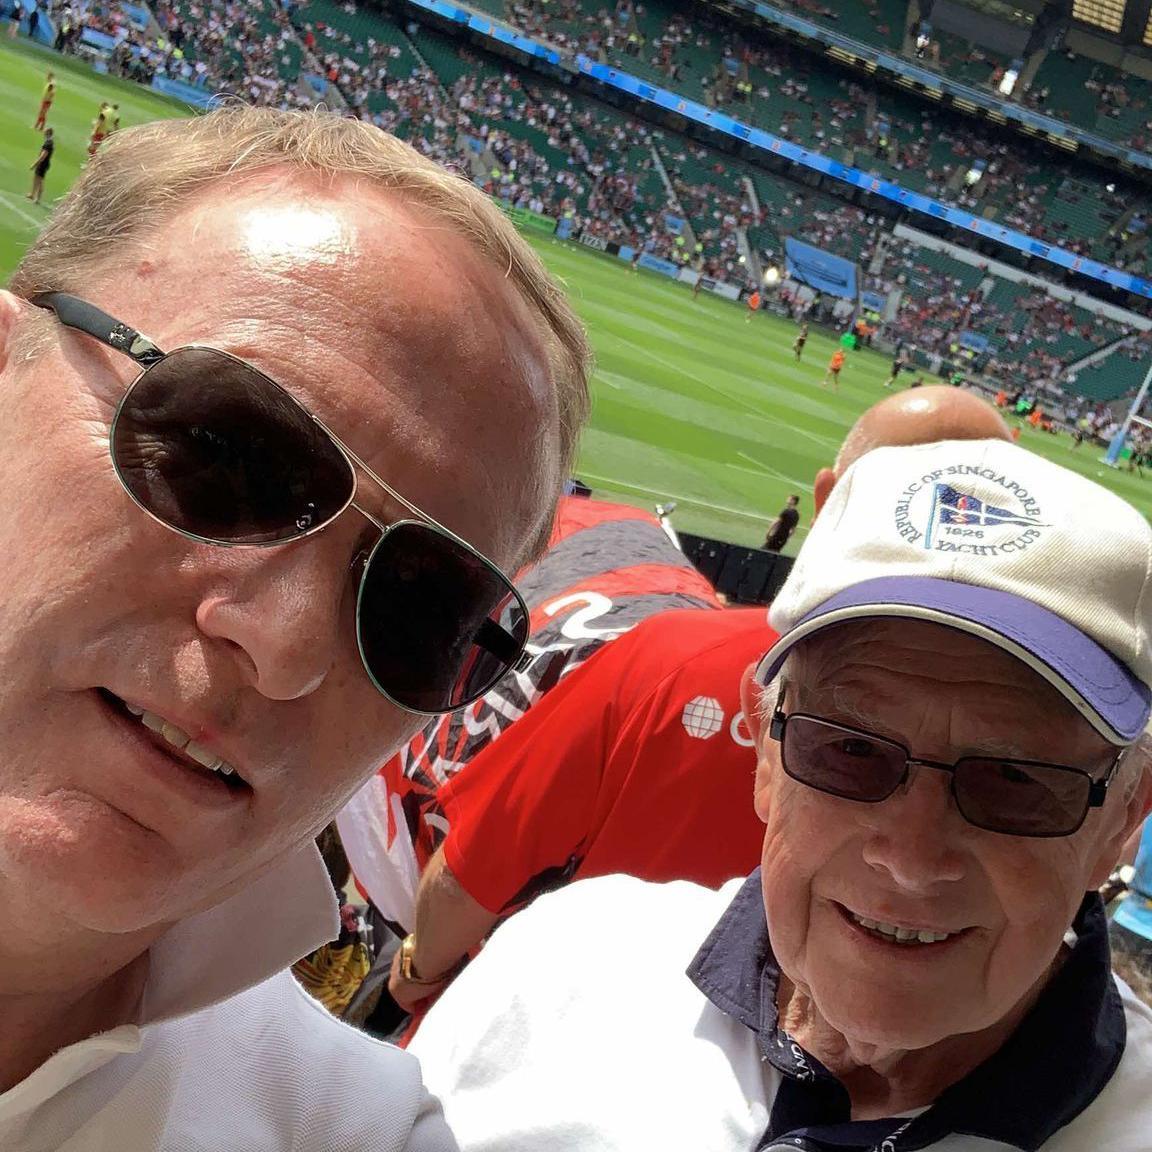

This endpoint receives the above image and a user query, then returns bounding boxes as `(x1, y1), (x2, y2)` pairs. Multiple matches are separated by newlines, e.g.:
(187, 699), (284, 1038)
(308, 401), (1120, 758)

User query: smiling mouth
(835, 902), (967, 947)
(97, 689), (249, 791)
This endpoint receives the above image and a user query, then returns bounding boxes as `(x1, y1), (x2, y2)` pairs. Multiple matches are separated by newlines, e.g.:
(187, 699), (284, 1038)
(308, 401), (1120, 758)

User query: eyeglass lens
(357, 522), (529, 713)
(111, 347), (354, 545)
(781, 714), (1093, 837)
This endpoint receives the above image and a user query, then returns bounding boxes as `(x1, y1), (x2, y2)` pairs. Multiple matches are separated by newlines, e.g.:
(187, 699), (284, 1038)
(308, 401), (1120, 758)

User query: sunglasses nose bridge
(888, 759), (958, 810)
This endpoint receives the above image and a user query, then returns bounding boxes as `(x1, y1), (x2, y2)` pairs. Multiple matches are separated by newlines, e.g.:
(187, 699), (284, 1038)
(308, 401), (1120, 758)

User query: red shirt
(441, 608), (777, 914)
(338, 497), (722, 924)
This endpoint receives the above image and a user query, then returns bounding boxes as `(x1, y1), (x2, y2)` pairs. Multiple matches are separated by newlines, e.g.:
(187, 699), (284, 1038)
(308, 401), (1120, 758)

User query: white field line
(0, 190), (43, 229)
(605, 329), (841, 451)
(735, 450), (814, 492)
(575, 470), (767, 521)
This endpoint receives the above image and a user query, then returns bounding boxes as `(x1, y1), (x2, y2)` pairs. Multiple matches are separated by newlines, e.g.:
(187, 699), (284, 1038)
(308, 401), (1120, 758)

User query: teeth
(161, 721), (191, 750)
(185, 739), (234, 776)
(850, 912), (954, 944)
(134, 707), (238, 779)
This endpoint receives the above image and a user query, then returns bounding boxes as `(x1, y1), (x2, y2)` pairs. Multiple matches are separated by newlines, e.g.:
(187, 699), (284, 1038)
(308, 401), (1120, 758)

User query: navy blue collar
(687, 871), (1126, 1151)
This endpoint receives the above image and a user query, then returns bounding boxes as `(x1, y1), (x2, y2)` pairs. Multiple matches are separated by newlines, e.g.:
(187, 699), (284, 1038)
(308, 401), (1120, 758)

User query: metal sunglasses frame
(30, 290), (531, 715)
(768, 703), (1124, 838)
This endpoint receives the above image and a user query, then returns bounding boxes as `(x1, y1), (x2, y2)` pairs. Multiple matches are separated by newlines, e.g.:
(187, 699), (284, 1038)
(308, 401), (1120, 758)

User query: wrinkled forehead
(782, 618), (1066, 718)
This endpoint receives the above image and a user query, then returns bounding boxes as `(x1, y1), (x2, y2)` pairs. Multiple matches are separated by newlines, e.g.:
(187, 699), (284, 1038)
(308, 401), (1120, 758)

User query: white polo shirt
(0, 845), (457, 1152)
(411, 873), (1152, 1152)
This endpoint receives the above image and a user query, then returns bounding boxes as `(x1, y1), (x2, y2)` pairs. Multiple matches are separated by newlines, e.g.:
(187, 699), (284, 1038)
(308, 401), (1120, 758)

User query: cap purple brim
(757, 576), (1150, 744)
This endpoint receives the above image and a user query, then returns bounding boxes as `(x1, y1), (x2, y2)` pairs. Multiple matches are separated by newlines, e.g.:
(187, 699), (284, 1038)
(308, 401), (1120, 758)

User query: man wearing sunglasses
(0, 105), (589, 1149)
(411, 438), (1152, 1151)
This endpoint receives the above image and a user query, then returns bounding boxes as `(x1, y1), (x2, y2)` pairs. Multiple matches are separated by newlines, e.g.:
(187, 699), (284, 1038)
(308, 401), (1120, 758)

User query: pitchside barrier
(678, 533), (795, 606)
(570, 229), (744, 300)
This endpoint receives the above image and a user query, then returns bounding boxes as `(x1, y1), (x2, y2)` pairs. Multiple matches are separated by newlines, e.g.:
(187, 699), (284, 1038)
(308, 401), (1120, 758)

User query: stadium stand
(446, 0), (1152, 273)
(73, 0), (1152, 284)
(150, 0), (305, 105)
(775, 0), (906, 50)
(297, 0), (421, 116)
(1074, 333), (1152, 401)
(929, 30), (1014, 90)
(37, 0), (1152, 404)
(1026, 50), (1152, 148)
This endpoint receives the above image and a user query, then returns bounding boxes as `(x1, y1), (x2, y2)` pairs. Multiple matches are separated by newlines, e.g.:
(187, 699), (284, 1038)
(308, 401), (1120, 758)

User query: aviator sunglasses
(32, 292), (531, 715)
(769, 704), (1123, 838)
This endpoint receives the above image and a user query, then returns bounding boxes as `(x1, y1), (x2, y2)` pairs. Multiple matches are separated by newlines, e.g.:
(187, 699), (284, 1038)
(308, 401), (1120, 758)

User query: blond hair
(9, 105), (592, 553)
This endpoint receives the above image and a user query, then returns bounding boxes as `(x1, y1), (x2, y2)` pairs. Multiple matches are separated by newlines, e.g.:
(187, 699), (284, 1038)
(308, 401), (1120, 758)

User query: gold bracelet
(398, 933), (456, 984)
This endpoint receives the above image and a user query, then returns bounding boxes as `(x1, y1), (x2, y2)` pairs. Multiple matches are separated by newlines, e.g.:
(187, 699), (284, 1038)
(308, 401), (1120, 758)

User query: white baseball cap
(754, 438), (1152, 745)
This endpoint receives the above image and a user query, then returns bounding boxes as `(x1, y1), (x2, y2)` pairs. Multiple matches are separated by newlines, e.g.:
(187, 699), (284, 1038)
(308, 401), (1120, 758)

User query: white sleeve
(408, 885), (606, 1152)
(408, 876), (721, 1152)
(405, 1091), (461, 1152)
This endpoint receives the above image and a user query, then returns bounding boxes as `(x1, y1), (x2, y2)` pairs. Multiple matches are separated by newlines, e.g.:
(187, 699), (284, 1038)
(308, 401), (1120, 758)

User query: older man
(0, 106), (589, 1149)
(411, 438), (1152, 1150)
(385, 387), (1011, 1014)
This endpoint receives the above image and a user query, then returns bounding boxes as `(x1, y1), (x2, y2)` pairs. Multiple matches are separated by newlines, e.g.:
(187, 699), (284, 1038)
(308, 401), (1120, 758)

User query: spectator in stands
(0, 105), (590, 1150)
(412, 438), (1152, 1150)
(763, 494), (800, 553)
(382, 387), (1011, 1016)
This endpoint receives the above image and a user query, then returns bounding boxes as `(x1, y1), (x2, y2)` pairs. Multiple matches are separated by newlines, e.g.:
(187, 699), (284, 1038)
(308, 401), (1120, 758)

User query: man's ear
(813, 467), (836, 518)
(740, 661), (765, 750)
(0, 292), (29, 375)
(740, 662), (777, 823)
(1087, 749), (1152, 891)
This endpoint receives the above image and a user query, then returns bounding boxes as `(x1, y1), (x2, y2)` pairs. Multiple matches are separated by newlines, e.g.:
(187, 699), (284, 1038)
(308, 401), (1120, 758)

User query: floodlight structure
(1104, 360), (1152, 466)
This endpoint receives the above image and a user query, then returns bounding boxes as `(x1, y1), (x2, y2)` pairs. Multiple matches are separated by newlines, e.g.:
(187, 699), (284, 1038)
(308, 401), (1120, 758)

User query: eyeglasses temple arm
(478, 617), (531, 670)
(1088, 749), (1126, 807)
(29, 292), (166, 366)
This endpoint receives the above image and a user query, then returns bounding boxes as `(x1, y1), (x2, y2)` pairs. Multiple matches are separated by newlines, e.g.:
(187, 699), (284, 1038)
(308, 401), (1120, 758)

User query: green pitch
(2, 37), (1149, 555)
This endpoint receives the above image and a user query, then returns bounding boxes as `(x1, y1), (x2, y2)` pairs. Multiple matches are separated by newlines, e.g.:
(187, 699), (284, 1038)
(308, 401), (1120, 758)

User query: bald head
(835, 386), (1011, 474)
(813, 386), (1013, 515)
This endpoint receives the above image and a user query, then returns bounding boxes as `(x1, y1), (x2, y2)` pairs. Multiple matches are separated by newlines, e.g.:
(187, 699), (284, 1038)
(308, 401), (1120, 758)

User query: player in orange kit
(824, 347), (845, 390)
(34, 71), (55, 132)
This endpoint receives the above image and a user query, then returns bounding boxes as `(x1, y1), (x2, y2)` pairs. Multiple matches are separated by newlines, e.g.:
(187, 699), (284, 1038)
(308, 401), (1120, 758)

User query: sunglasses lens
(953, 760), (1091, 837)
(783, 716), (906, 802)
(357, 522), (528, 714)
(111, 348), (353, 544)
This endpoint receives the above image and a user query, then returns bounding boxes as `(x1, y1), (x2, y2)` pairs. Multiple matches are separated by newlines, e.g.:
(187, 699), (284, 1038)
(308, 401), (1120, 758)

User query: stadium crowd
(18, 0), (1152, 397)
(46, 0), (1152, 285)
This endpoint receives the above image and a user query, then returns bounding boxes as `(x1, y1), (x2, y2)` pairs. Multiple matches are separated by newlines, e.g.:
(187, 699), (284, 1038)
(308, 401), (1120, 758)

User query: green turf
(0, 38), (186, 272)
(1, 37), (1149, 555)
(526, 233), (1152, 549)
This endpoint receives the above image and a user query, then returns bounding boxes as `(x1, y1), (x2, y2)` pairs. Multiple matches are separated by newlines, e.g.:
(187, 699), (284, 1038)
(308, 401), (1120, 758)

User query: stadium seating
(78, 0), (1151, 401)
(154, 0), (303, 100)
(1073, 335), (1152, 401)
(1028, 51), (1107, 134)
(776, 0), (906, 50)
(1044, 177), (1122, 250)
(405, 24), (680, 257)
(929, 30), (1013, 90)
(1027, 50), (1152, 147)
(459, 0), (1152, 273)
(295, 0), (425, 117)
